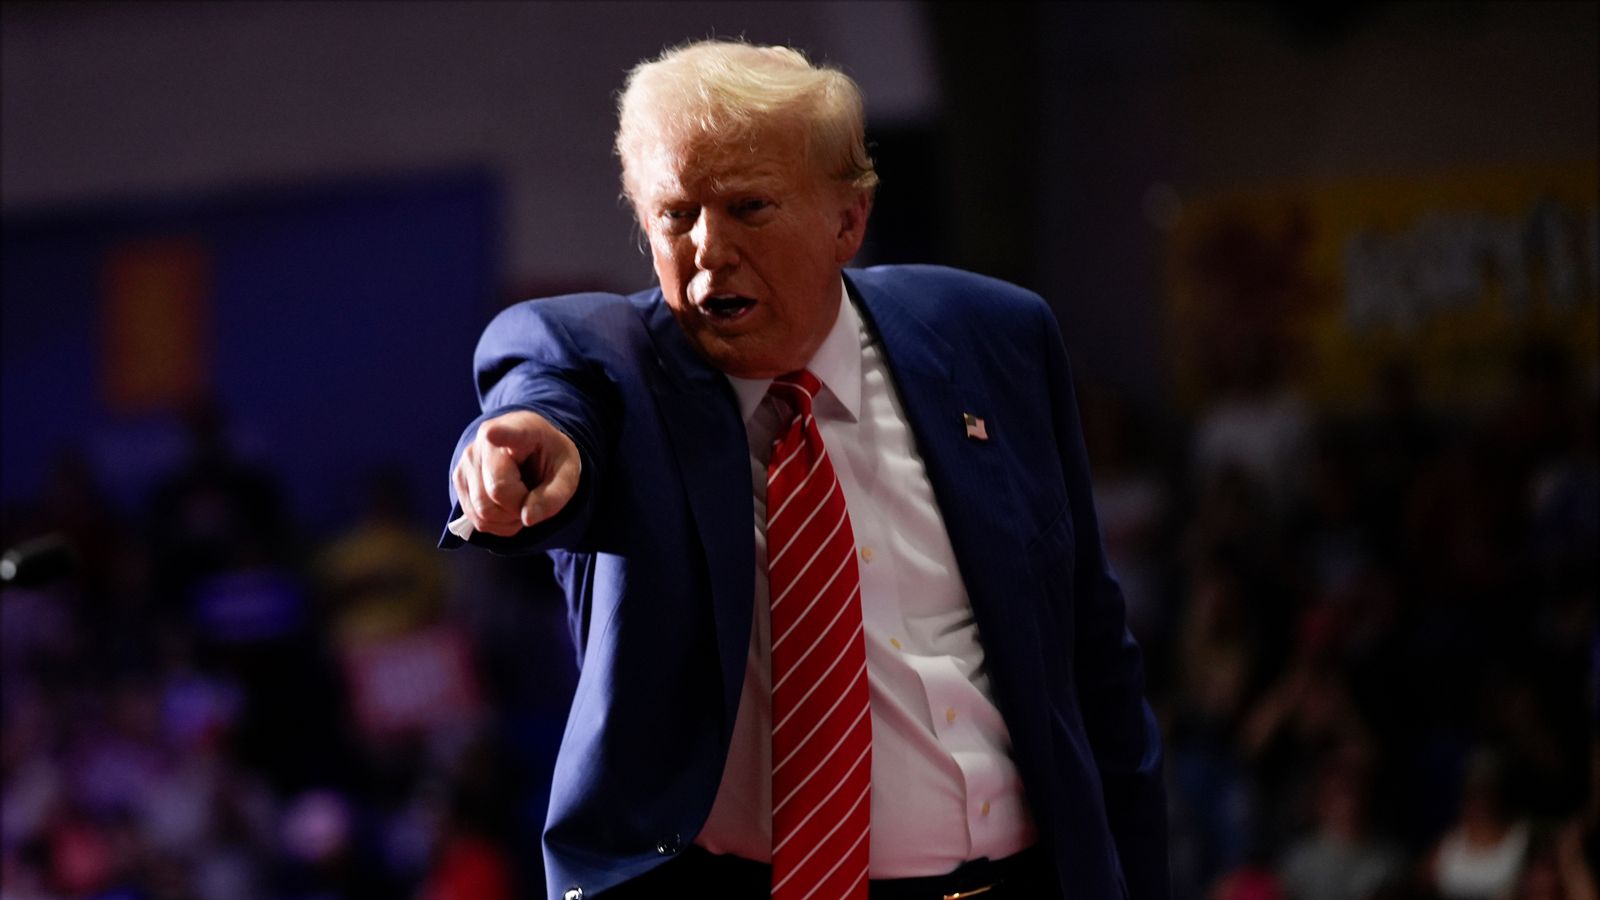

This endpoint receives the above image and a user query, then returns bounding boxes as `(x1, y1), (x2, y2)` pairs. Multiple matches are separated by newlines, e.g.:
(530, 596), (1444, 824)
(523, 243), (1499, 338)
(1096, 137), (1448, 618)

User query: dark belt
(606, 845), (1054, 899)
(869, 846), (1053, 900)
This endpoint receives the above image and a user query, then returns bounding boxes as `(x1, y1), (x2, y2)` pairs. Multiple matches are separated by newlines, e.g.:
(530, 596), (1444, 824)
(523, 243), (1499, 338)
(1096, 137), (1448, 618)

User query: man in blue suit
(446, 40), (1167, 900)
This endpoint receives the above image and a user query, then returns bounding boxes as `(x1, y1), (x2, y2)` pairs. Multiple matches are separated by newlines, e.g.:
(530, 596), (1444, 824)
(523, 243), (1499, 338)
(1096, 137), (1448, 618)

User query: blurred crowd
(1091, 340), (1598, 900)
(1, 338), (1595, 900)
(2, 401), (574, 900)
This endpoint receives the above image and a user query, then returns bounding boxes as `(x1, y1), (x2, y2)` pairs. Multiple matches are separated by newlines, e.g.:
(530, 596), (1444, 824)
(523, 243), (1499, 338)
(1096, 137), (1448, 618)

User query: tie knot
(768, 369), (822, 417)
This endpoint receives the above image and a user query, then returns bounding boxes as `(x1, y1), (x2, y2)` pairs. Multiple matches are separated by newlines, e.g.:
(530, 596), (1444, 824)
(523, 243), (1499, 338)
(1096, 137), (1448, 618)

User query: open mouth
(702, 294), (757, 321)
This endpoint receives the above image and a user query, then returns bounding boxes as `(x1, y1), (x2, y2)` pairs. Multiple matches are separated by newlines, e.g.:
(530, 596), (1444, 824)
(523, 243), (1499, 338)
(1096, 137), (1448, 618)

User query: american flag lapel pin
(963, 412), (989, 441)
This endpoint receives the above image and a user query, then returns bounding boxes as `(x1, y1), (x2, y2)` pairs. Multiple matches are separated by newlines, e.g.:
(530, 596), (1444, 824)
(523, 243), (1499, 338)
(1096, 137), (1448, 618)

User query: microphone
(0, 534), (78, 588)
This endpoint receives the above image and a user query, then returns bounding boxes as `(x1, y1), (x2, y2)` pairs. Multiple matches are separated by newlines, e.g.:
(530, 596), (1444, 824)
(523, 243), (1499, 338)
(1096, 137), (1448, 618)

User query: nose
(692, 209), (738, 272)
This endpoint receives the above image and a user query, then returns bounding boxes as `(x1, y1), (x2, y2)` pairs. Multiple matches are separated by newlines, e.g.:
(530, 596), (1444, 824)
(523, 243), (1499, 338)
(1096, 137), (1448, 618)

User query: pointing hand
(452, 410), (581, 537)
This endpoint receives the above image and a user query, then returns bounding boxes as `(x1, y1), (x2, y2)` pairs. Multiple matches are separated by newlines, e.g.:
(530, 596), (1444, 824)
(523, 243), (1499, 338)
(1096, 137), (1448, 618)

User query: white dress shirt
(695, 283), (1037, 876)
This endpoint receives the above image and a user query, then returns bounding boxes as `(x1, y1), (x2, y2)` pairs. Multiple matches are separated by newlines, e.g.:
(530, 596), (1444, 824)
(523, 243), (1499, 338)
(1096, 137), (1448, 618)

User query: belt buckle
(943, 886), (995, 900)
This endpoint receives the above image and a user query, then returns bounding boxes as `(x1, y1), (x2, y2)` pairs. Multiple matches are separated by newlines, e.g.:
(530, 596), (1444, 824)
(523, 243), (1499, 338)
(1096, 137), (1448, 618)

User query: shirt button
(945, 707), (957, 724)
(563, 889), (584, 900)
(981, 801), (991, 816)
(889, 637), (903, 650)
(859, 546), (874, 563)
(655, 834), (682, 855)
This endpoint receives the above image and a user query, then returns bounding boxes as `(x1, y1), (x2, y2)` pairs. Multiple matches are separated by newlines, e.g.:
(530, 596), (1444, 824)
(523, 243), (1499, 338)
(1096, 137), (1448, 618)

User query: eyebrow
(642, 164), (790, 208)
(709, 167), (785, 190)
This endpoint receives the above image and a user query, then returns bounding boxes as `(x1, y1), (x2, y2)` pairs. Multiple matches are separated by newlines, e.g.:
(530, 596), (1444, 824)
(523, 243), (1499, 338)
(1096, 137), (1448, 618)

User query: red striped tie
(766, 370), (871, 900)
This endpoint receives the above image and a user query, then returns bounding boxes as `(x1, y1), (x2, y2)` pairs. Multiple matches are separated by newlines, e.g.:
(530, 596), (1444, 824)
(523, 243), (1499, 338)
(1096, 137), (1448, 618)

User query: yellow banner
(1165, 163), (1597, 410)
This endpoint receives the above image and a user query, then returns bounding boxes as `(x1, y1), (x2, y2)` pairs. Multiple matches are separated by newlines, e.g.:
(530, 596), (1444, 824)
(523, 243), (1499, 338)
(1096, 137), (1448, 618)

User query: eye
(658, 206), (698, 234)
(734, 198), (772, 217)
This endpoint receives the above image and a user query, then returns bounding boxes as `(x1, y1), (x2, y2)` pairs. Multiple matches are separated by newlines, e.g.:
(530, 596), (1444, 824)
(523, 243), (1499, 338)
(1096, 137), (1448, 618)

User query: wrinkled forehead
(627, 115), (816, 203)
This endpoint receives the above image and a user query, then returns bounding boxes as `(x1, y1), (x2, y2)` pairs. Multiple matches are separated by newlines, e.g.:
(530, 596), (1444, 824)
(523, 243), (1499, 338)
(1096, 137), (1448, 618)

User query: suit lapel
(847, 272), (1052, 751)
(636, 293), (755, 726)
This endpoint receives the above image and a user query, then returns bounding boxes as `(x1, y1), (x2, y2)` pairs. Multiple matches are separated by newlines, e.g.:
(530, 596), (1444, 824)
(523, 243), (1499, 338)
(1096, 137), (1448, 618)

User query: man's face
(632, 120), (870, 379)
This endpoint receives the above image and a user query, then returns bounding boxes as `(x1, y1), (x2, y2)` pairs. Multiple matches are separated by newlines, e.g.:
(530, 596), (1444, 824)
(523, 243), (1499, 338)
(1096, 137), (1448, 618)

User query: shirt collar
(726, 279), (862, 424)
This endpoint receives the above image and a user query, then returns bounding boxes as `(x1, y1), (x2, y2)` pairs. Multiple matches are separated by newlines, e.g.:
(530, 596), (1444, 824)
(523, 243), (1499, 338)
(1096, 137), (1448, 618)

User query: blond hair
(615, 39), (878, 208)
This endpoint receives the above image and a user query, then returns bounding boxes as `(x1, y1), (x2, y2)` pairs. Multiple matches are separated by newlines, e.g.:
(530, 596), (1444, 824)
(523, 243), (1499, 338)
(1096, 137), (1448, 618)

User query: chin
(684, 334), (768, 379)
(712, 358), (780, 379)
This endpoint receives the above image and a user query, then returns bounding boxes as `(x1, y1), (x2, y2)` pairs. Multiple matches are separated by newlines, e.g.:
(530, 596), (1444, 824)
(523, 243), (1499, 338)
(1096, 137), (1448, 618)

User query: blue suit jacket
(443, 265), (1168, 899)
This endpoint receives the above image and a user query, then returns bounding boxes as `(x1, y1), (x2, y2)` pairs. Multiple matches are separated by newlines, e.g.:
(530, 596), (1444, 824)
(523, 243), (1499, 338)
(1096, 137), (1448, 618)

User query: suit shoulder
(850, 264), (1053, 325)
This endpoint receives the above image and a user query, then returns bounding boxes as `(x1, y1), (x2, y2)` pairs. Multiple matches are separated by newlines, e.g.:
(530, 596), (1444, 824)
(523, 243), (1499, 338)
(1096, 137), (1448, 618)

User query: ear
(833, 188), (873, 264)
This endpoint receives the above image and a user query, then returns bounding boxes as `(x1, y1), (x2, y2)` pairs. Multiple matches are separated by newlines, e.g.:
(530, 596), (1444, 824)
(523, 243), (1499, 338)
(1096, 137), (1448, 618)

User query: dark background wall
(5, 1), (1592, 525)
(1, 0), (944, 525)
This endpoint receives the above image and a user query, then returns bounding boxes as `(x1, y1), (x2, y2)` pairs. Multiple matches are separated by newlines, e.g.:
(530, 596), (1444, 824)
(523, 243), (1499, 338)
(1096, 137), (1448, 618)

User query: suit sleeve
(439, 299), (619, 554)
(1039, 303), (1171, 899)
